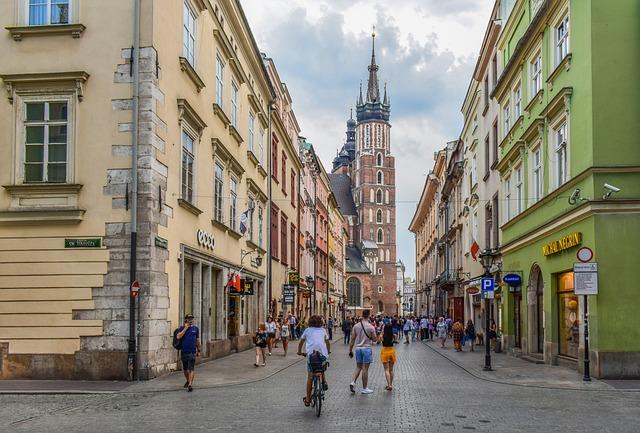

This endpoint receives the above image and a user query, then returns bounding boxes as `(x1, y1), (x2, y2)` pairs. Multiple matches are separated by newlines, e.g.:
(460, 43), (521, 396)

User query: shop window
(557, 271), (579, 358)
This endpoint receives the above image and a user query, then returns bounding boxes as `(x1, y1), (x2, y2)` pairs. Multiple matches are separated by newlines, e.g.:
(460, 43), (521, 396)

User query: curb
(420, 340), (639, 393)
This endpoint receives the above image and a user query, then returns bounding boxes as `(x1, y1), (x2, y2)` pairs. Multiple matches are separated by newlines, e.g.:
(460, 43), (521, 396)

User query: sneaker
(261, 363), (266, 366)
(349, 382), (356, 393)
(268, 352), (272, 356)
(322, 382), (329, 391)
(183, 381), (189, 388)
(187, 385), (193, 392)
(360, 388), (374, 394)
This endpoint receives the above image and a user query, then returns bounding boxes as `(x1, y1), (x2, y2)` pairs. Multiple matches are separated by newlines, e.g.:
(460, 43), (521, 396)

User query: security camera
(603, 183), (621, 199)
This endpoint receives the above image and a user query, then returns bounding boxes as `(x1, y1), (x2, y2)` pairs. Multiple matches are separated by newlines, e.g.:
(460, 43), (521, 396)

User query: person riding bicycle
(297, 314), (330, 407)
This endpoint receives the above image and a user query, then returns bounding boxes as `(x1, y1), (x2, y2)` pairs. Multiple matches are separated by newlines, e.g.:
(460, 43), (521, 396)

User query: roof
(345, 246), (370, 274)
(328, 173), (357, 216)
(361, 240), (378, 250)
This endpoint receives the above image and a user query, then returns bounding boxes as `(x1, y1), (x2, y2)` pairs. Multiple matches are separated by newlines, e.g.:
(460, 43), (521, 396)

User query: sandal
(302, 397), (311, 407)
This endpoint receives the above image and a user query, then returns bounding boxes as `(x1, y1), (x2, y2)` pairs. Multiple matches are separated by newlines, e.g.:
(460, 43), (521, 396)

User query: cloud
(241, 0), (494, 277)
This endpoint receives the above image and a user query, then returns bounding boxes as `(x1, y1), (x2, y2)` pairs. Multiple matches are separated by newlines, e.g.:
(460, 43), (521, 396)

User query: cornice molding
(5, 24), (86, 41)
(179, 57), (205, 93)
(177, 98), (207, 136)
(1, 71), (89, 104)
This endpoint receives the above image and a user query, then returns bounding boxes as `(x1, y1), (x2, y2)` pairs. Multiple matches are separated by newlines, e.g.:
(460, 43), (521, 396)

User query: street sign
(65, 238), (101, 248)
(503, 273), (522, 286)
(241, 279), (254, 295)
(481, 278), (495, 299)
(130, 280), (140, 298)
(574, 262), (598, 295)
(577, 247), (594, 263)
(288, 272), (300, 286)
(465, 287), (480, 295)
(283, 284), (296, 304)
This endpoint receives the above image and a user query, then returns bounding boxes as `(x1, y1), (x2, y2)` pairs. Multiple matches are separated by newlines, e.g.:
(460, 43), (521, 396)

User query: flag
(227, 273), (241, 293)
(470, 239), (480, 261)
(239, 209), (249, 235)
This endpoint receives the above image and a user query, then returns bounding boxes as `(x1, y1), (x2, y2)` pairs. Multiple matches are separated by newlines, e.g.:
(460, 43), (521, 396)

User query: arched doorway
(528, 264), (544, 354)
(347, 278), (362, 309)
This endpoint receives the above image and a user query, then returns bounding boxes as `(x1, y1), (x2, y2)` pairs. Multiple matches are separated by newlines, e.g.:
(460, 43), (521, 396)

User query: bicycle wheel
(314, 385), (322, 417)
(311, 376), (318, 408)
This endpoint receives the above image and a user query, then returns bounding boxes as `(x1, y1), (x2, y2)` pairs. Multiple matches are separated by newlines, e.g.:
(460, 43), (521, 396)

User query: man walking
(327, 316), (334, 340)
(342, 316), (353, 344)
(349, 309), (377, 394)
(175, 314), (201, 392)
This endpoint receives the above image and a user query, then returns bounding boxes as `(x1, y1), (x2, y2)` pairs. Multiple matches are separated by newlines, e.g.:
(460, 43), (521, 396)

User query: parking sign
(481, 278), (495, 299)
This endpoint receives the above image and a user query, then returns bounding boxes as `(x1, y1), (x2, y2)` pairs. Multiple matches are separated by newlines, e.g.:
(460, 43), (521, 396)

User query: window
(377, 170), (383, 185)
(181, 129), (195, 202)
(23, 101), (68, 183)
(555, 15), (570, 66)
(258, 128), (265, 165)
(281, 151), (287, 194)
(376, 189), (383, 204)
(484, 134), (490, 177)
(376, 152), (383, 166)
(471, 155), (477, 186)
(377, 267), (383, 275)
(504, 175), (512, 221)
(378, 286), (383, 294)
(29, 0), (69, 26)
(377, 228), (384, 244)
(472, 210), (478, 244)
(376, 209), (383, 224)
(182, 1), (197, 66)
(214, 162), (224, 222)
(258, 206), (264, 248)
(492, 195), (499, 247)
(270, 206), (279, 258)
(347, 278), (361, 307)
(365, 124), (371, 147)
(492, 120), (499, 165)
(503, 102), (511, 136)
(554, 122), (568, 188)
(248, 112), (255, 152)
(248, 199), (255, 241)
(271, 135), (278, 181)
(215, 55), (224, 106)
(290, 224), (296, 269)
(280, 215), (288, 265)
(531, 53), (542, 97)
(483, 75), (489, 109)
(513, 83), (522, 118)
(491, 54), (498, 89)
(515, 165), (523, 214)
(290, 169), (296, 207)
(230, 82), (238, 128)
(229, 177), (237, 231)
(376, 124), (382, 148)
(531, 147), (542, 202)
(485, 203), (493, 249)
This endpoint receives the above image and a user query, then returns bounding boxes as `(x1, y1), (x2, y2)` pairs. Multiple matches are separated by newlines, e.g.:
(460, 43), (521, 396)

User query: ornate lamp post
(479, 248), (497, 371)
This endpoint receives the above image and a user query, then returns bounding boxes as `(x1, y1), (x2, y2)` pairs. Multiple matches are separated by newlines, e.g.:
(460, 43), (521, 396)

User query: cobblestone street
(2, 339), (639, 433)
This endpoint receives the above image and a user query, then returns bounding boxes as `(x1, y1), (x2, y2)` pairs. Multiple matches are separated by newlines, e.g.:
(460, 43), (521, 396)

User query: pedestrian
(288, 314), (298, 340)
(275, 318), (283, 348)
(297, 315), (330, 406)
(452, 320), (464, 352)
(420, 316), (428, 340)
(175, 314), (201, 392)
(436, 317), (448, 348)
(327, 316), (334, 340)
(379, 323), (396, 391)
(489, 319), (498, 351)
(391, 315), (399, 343)
(349, 309), (377, 394)
(266, 316), (276, 355)
(281, 317), (290, 356)
(342, 316), (353, 344)
(403, 316), (414, 344)
(411, 316), (418, 341)
(253, 323), (268, 366)
(465, 319), (476, 352)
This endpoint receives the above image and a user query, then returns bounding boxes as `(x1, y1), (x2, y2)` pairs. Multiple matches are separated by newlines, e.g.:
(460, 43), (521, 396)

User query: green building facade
(493, 0), (640, 378)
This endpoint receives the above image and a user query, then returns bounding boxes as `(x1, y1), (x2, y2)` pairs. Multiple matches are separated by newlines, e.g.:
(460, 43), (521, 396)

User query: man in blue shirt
(176, 314), (200, 392)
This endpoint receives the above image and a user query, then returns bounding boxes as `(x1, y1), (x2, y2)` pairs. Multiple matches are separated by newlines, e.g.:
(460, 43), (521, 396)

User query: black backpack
(172, 327), (183, 350)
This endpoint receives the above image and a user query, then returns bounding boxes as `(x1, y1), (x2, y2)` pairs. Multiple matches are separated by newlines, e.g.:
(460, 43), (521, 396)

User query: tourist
(379, 323), (397, 391)
(452, 320), (464, 352)
(253, 323), (268, 367)
(349, 309), (377, 394)
(342, 316), (353, 344)
(175, 314), (201, 392)
(265, 316), (277, 355)
(465, 319), (476, 352)
(436, 317), (448, 348)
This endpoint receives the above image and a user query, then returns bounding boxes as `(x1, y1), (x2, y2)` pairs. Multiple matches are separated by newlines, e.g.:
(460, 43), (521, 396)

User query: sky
(242, 0), (495, 278)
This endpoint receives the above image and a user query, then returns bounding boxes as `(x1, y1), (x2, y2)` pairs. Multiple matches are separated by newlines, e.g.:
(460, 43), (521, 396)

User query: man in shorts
(175, 314), (200, 392)
(297, 315), (330, 406)
(348, 309), (377, 394)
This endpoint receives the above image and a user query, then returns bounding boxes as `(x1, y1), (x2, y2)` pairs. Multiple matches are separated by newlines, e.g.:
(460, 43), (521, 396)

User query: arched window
(377, 170), (383, 185)
(376, 209), (383, 224)
(347, 278), (362, 308)
(385, 190), (389, 204)
(385, 249), (390, 262)
(377, 228), (384, 244)
(376, 152), (383, 166)
(378, 301), (384, 313)
(370, 189), (375, 203)
(376, 189), (383, 204)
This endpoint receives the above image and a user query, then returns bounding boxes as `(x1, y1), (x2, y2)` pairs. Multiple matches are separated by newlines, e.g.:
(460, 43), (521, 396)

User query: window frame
(230, 81), (238, 128)
(504, 175), (512, 222)
(182, 1), (197, 67)
(214, 161), (224, 223)
(376, 170), (384, 185)
(513, 82), (522, 119)
(514, 164), (523, 215)
(248, 111), (255, 152)
(552, 120), (569, 189)
(229, 175), (238, 231)
(530, 52), (543, 98)
(555, 14), (570, 67)
(530, 145), (543, 203)
(215, 55), (225, 107)
(377, 228), (384, 244)
(503, 101), (511, 137)
(27, 0), (71, 26)
(181, 128), (197, 204)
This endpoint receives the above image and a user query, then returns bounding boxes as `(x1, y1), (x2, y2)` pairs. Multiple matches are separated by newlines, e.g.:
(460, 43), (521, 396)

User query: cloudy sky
(242, 0), (494, 278)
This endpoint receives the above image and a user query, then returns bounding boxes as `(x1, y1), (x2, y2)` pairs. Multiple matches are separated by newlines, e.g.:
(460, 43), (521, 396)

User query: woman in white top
(280, 318), (290, 356)
(265, 317), (277, 355)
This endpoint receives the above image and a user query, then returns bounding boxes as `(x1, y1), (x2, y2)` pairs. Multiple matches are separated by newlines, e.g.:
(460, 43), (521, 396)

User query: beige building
(328, 192), (347, 319)
(0, 0), (275, 380)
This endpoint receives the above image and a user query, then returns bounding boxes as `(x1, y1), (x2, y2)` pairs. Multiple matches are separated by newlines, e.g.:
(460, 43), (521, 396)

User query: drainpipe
(127, 0), (141, 381)
(266, 104), (274, 319)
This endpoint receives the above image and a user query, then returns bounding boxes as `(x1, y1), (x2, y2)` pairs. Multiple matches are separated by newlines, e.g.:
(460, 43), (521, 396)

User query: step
(520, 354), (545, 364)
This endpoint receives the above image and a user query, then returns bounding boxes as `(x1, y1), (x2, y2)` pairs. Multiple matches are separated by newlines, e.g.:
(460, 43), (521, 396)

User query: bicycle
(299, 352), (328, 417)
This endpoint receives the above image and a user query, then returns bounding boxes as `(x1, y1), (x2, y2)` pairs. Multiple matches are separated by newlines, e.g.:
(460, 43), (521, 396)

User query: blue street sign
(503, 273), (522, 286)
(481, 278), (495, 299)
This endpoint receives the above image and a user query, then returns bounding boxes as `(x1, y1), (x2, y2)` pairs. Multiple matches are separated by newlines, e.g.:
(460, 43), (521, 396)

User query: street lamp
(479, 248), (496, 371)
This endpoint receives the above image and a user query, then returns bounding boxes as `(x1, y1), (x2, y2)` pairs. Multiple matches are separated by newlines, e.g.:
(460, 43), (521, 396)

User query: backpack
(172, 327), (183, 350)
(308, 351), (325, 373)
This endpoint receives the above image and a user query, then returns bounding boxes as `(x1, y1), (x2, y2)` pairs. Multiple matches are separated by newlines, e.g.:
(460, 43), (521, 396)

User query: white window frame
(530, 52), (542, 98)
(504, 175), (512, 222)
(214, 162), (224, 222)
(503, 102), (511, 137)
(248, 112), (255, 152)
(513, 83), (522, 119)
(376, 209), (383, 224)
(552, 120), (569, 189)
(531, 145), (543, 203)
(215, 55), (225, 107)
(258, 127), (264, 165)
(515, 164), (523, 214)
(555, 14), (570, 66)
(230, 81), (238, 128)
(27, 0), (71, 26)
(376, 152), (383, 166)
(229, 176), (238, 231)
(471, 155), (478, 186)
(181, 128), (196, 203)
(258, 206), (264, 248)
(182, 1), (197, 66)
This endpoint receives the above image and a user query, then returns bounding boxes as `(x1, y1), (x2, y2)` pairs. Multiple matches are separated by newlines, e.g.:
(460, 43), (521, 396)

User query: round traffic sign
(576, 247), (593, 263)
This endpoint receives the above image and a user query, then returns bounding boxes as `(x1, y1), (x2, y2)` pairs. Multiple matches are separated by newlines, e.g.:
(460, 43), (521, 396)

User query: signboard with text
(283, 284), (296, 304)
(574, 263), (598, 295)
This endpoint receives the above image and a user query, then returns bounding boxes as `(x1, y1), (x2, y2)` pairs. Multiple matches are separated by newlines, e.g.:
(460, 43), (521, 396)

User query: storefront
(557, 271), (580, 359)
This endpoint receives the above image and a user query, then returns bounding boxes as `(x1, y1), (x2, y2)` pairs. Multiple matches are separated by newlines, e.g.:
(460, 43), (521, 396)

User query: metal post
(483, 270), (492, 371)
(583, 294), (591, 381)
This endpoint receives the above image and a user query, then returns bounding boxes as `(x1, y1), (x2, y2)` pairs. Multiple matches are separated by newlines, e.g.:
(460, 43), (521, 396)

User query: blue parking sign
(481, 278), (495, 299)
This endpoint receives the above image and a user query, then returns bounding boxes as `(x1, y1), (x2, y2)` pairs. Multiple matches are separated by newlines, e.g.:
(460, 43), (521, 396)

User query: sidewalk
(421, 339), (640, 391)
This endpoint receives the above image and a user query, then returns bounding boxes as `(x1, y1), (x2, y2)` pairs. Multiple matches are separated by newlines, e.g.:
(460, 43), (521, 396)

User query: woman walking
(403, 317), (414, 344)
(452, 320), (464, 352)
(436, 317), (448, 348)
(265, 317), (276, 355)
(465, 320), (476, 352)
(253, 323), (268, 367)
(489, 319), (498, 351)
(280, 317), (290, 356)
(379, 324), (397, 391)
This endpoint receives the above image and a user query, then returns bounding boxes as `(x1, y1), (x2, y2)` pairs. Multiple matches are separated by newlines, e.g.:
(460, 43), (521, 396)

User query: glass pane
(26, 103), (45, 121)
(558, 293), (580, 358)
(48, 144), (66, 162)
(26, 126), (44, 144)
(48, 163), (67, 182)
(49, 125), (67, 144)
(25, 163), (43, 182)
(29, 1), (47, 25)
(51, 0), (70, 24)
(25, 144), (44, 162)
(49, 102), (68, 121)
(182, 131), (193, 153)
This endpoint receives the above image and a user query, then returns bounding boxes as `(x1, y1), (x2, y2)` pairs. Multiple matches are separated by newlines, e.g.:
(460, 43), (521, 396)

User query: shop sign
(283, 284), (296, 304)
(465, 287), (480, 295)
(574, 262), (598, 295)
(64, 238), (101, 248)
(288, 271), (300, 286)
(241, 279), (254, 296)
(542, 232), (582, 256)
(503, 273), (522, 286)
(197, 229), (215, 250)
(481, 278), (495, 299)
(154, 236), (168, 250)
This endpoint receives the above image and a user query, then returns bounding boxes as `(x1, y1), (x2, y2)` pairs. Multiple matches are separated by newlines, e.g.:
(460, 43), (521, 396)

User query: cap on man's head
(185, 314), (194, 320)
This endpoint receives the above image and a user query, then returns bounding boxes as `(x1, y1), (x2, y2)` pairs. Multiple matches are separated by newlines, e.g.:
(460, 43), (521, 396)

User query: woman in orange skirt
(379, 324), (397, 390)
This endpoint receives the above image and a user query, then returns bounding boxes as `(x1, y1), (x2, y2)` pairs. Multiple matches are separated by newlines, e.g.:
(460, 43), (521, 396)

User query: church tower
(331, 32), (396, 315)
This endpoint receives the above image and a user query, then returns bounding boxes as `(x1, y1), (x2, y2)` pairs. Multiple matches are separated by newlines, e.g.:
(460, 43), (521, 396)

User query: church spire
(358, 81), (364, 105)
(383, 82), (389, 105)
(366, 28), (380, 103)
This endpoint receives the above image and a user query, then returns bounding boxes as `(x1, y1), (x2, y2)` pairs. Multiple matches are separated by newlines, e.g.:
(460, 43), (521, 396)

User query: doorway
(513, 293), (522, 348)
(528, 264), (544, 354)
